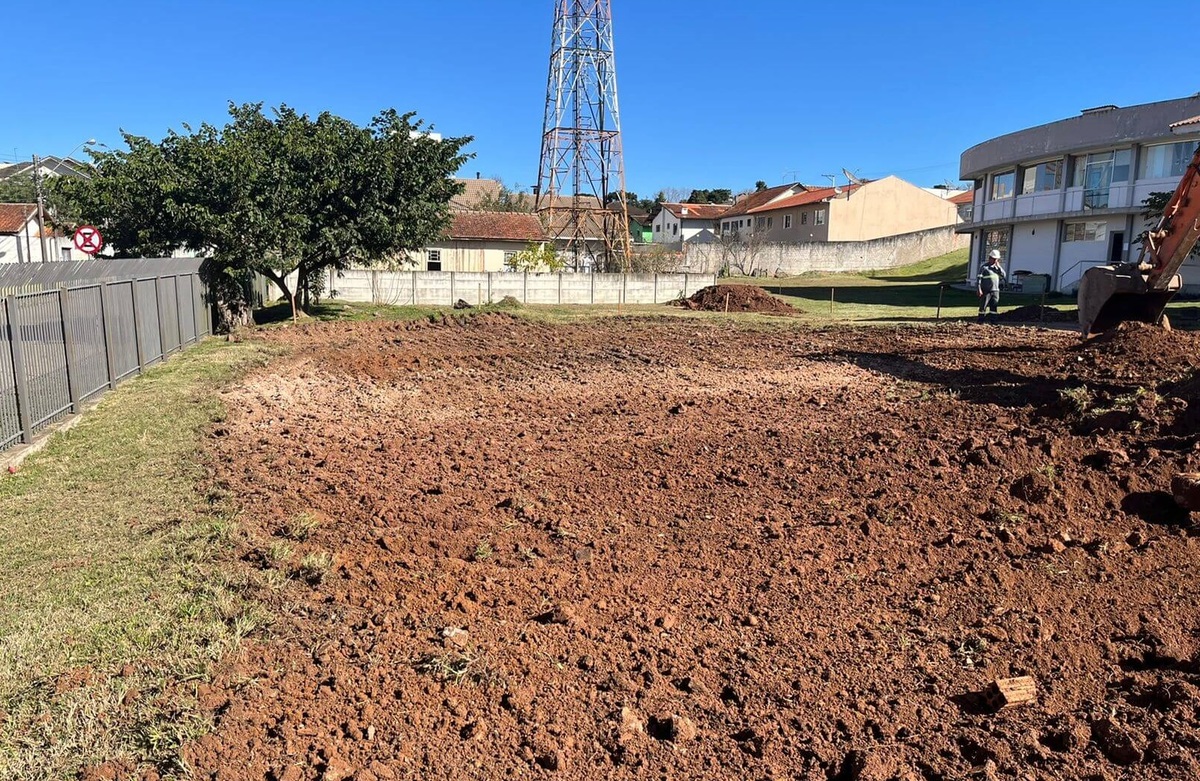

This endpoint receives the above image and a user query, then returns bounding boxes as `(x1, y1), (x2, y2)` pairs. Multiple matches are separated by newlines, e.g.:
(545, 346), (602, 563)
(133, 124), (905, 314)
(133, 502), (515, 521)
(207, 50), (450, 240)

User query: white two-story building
(959, 95), (1200, 293)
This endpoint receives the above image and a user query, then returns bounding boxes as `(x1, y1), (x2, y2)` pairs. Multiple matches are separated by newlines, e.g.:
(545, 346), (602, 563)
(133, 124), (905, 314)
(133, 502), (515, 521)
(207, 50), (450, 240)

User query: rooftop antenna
(821, 173), (843, 195)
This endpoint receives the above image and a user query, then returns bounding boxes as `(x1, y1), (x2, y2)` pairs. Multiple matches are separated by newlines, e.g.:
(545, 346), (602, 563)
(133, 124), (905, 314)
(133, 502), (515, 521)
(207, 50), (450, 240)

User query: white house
(959, 95), (1200, 293)
(0, 203), (82, 263)
(651, 203), (729, 244)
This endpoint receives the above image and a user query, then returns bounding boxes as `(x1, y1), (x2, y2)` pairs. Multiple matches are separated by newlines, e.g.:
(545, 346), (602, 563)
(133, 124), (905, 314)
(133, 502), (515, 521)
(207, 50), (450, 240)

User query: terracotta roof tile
(748, 185), (860, 213)
(447, 212), (545, 242)
(949, 190), (976, 205)
(0, 203), (36, 234)
(450, 178), (505, 210)
(660, 203), (730, 220)
(722, 183), (804, 219)
(1170, 115), (1200, 131)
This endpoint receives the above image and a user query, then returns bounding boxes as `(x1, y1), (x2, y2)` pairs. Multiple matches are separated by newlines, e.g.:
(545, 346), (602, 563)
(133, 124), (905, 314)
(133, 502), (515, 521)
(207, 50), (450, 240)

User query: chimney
(476, 172), (481, 179)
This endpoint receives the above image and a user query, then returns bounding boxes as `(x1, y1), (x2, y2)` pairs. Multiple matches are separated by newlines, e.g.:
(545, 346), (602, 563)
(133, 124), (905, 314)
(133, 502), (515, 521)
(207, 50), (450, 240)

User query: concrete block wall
(682, 226), (968, 276)
(326, 270), (718, 307)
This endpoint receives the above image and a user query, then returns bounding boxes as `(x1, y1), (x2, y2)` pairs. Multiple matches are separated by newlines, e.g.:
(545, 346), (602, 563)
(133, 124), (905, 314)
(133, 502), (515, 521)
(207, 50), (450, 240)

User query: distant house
(608, 201), (652, 243)
(717, 176), (960, 243)
(411, 212), (546, 272)
(0, 203), (81, 263)
(651, 202), (730, 244)
(949, 190), (975, 222)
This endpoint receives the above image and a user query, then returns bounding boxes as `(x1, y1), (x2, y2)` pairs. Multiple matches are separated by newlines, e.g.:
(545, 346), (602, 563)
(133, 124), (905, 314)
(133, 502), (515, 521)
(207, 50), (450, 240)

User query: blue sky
(1, 0), (1197, 197)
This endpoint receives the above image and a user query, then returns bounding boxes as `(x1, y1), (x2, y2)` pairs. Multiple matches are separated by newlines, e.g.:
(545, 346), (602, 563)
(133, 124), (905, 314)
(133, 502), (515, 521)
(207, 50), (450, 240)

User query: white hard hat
(988, 249), (1002, 259)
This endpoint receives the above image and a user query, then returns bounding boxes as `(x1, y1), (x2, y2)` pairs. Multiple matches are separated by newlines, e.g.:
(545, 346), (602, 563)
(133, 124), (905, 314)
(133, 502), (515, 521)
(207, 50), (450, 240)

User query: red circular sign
(73, 225), (103, 255)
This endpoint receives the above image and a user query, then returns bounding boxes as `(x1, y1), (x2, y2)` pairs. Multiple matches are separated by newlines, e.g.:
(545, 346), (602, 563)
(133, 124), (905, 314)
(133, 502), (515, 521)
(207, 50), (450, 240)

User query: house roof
(447, 211), (545, 242)
(747, 185), (861, 213)
(722, 183), (805, 219)
(949, 190), (976, 205)
(660, 202), (730, 220)
(0, 203), (37, 234)
(450, 178), (504, 210)
(1170, 115), (1200, 130)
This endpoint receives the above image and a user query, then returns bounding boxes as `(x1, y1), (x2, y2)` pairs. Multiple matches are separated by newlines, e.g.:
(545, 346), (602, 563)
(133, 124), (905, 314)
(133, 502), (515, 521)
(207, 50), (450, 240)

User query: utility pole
(32, 154), (48, 263)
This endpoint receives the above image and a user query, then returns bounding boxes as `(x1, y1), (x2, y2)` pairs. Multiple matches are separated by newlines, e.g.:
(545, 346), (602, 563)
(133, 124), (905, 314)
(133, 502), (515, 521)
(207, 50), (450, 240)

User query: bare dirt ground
(179, 315), (1200, 781)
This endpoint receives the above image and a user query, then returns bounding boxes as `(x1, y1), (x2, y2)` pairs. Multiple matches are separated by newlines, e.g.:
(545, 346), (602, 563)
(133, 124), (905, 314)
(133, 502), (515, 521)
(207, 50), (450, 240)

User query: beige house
(718, 176), (960, 243)
(411, 212), (546, 272)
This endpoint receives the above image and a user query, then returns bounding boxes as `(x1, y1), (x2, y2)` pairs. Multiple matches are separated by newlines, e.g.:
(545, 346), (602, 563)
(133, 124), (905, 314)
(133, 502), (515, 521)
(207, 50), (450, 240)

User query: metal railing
(0, 261), (210, 453)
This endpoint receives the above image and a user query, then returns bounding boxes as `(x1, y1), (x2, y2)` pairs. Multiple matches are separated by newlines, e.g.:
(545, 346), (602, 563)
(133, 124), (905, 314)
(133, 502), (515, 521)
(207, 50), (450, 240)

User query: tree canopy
(0, 173), (37, 204)
(685, 188), (732, 205)
(53, 102), (472, 329)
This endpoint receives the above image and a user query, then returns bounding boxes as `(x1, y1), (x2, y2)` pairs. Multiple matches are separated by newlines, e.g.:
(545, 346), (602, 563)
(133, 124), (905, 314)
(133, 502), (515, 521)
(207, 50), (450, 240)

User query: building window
(427, 249), (442, 271)
(60, 247), (72, 261)
(1020, 159), (1063, 194)
(672, 223), (678, 235)
(767, 216), (774, 228)
(801, 212), (808, 225)
(1064, 221), (1108, 242)
(504, 251), (517, 263)
(990, 170), (1015, 200)
(655, 224), (660, 232)
(815, 210), (825, 226)
(784, 214), (792, 229)
(984, 229), (1010, 270)
(1140, 141), (1194, 179)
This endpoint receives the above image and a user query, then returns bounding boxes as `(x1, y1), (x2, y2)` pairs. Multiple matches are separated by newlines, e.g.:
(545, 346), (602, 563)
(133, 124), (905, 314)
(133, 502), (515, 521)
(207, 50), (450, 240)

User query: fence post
(590, 272), (595, 304)
(130, 280), (147, 372)
(6, 296), (33, 444)
(58, 287), (81, 413)
(486, 273), (492, 304)
(411, 270), (417, 305)
(653, 273), (658, 304)
(99, 283), (118, 388)
(523, 272), (528, 303)
(683, 272), (689, 296)
(450, 271), (456, 305)
(154, 277), (169, 360)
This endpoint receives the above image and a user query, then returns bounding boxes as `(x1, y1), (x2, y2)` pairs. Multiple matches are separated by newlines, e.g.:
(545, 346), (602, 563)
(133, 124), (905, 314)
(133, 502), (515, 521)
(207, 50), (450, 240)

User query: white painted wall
(1007, 220), (1058, 277)
(1057, 215), (1129, 291)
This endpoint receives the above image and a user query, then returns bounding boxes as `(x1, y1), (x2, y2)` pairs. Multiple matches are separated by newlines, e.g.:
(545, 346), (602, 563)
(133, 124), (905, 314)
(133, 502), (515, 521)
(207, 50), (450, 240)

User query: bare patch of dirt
(179, 316), (1200, 780)
(674, 284), (798, 315)
(995, 304), (1077, 323)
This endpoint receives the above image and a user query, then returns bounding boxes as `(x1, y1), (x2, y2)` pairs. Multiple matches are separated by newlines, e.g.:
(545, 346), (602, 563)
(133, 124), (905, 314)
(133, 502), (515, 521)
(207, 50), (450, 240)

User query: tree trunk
(201, 260), (255, 334)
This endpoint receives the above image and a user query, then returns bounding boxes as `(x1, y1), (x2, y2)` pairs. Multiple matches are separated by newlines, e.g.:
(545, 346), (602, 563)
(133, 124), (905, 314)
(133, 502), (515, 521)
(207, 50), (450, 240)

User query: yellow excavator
(1077, 141), (1200, 336)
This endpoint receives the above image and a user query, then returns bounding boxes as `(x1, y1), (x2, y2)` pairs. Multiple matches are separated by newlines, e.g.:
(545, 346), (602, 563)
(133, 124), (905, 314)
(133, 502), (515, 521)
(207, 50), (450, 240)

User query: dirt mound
(996, 304), (1076, 323)
(1078, 321), (1200, 378)
(675, 284), (797, 315)
(175, 320), (1200, 781)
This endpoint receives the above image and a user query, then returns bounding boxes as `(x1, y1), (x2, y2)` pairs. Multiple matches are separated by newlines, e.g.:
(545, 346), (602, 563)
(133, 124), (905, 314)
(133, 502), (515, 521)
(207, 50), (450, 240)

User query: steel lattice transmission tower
(535, 0), (631, 272)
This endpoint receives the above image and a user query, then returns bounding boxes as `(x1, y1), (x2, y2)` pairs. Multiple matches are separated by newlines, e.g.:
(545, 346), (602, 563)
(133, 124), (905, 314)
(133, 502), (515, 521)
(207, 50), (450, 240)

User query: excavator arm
(1078, 140), (1200, 335)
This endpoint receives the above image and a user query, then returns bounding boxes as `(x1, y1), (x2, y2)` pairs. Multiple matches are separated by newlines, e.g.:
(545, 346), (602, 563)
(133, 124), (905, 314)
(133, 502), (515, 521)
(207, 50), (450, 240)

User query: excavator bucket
(1077, 265), (1181, 337)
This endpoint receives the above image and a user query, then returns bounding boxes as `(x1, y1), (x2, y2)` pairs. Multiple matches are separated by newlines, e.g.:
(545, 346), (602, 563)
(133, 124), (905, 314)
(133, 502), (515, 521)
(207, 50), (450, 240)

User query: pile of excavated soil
(675, 284), (797, 315)
(1077, 321), (1200, 379)
(167, 318), (1200, 781)
(995, 304), (1077, 323)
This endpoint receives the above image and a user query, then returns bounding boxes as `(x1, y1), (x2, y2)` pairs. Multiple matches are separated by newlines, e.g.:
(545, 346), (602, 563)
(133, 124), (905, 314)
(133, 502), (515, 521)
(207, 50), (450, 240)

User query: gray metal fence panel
(177, 275), (197, 345)
(106, 281), (139, 381)
(0, 262), (211, 455)
(159, 277), (181, 354)
(0, 302), (20, 450)
(64, 285), (109, 402)
(13, 291), (71, 434)
(136, 279), (163, 366)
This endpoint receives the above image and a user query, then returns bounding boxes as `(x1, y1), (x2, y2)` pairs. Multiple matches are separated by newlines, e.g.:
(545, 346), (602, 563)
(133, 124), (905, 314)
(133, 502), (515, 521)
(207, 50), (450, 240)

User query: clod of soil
(175, 317), (1200, 781)
(674, 284), (797, 314)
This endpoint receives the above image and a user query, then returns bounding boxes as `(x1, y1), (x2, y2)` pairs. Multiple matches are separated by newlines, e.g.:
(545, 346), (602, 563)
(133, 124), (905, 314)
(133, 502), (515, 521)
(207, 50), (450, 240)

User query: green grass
(733, 248), (1075, 323)
(0, 338), (277, 780)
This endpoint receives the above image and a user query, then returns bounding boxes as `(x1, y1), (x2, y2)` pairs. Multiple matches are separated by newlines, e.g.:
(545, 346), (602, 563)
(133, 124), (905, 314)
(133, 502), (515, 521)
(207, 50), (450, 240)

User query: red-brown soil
(182, 315), (1200, 780)
(676, 284), (798, 315)
(994, 305), (1077, 324)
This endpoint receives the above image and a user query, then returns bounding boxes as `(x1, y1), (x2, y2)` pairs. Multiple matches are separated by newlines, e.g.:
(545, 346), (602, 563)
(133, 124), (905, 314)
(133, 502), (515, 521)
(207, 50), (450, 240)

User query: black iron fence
(0, 259), (210, 453)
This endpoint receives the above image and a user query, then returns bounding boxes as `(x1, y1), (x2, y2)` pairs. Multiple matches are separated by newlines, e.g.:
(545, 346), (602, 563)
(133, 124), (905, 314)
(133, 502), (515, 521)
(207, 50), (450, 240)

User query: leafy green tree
(504, 241), (564, 272)
(0, 173), (37, 204)
(755, 181), (768, 192)
(54, 103), (471, 330)
(475, 179), (534, 212)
